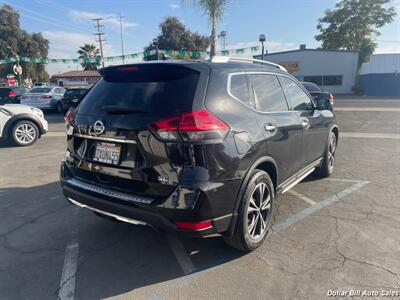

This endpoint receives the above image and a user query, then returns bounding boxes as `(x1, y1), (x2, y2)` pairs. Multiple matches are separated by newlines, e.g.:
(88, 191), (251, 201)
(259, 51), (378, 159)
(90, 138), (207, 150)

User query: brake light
(9, 90), (16, 97)
(64, 107), (75, 124)
(118, 66), (140, 72)
(328, 93), (334, 104)
(149, 110), (230, 142)
(41, 94), (52, 99)
(20, 95), (27, 99)
(60, 96), (64, 103)
(174, 220), (212, 231)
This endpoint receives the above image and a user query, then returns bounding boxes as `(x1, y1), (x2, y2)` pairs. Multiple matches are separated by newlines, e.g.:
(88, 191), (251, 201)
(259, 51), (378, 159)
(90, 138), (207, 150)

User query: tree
(77, 44), (100, 71)
(145, 17), (210, 60)
(315, 0), (397, 64)
(0, 4), (49, 82)
(183, 0), (232, 57)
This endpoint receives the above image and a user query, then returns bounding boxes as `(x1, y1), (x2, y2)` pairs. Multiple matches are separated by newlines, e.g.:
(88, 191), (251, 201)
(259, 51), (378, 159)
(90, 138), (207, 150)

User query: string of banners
(0, 46), (260, 65)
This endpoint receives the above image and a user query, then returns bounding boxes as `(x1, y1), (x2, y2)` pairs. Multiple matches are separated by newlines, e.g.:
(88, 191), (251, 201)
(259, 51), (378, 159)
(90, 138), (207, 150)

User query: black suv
(60, 58), (338, 251)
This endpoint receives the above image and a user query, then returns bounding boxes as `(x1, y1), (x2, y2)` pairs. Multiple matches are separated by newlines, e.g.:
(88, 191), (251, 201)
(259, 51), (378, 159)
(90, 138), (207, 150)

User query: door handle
(301, 119), (310, 127)
(264, 124), (277, 133)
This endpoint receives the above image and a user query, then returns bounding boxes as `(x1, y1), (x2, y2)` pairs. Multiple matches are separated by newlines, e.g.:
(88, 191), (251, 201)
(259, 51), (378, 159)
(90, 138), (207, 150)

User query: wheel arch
(225, 156), (279, 237)
(3, 114), (43, 139)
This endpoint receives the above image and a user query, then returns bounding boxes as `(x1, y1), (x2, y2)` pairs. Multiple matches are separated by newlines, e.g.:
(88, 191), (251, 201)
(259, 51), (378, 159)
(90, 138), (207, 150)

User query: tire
(11, 120), (39, 146)
(55, 102), (63, 113)
(315, 131), (337, 178)
(224, 169), (275, 252)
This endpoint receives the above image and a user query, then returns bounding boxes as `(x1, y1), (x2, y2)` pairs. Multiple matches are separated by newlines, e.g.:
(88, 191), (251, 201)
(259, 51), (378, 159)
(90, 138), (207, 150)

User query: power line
(117, 13), (125, 64)
(92, 18), (106, 68)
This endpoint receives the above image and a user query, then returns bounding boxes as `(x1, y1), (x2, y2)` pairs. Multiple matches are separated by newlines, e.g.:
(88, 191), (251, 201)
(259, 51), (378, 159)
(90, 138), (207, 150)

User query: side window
(281, 77), (312, 111)
(229, 74), (251, 106)
(251, 74), (288, 112)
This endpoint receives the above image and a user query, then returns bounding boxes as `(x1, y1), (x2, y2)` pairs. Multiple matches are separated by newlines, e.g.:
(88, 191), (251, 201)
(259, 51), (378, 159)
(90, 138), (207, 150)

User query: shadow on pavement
(0, 181), (244, 299)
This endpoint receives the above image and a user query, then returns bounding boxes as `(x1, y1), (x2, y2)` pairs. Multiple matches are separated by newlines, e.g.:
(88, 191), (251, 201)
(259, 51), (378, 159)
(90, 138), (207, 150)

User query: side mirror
(316, 98), (332, 111)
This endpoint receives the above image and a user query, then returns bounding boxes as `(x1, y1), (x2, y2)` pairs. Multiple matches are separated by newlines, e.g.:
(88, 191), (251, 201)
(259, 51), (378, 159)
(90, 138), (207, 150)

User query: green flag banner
(0, 46), (262, 65)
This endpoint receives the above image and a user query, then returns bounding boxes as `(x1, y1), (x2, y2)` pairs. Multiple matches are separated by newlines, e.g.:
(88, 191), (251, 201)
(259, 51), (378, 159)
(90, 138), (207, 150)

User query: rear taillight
(64, 107), (75, 124)
(60, 96), (64, 103)
(9, 90), (16, 97)
(20, 95), (27, 99)
(42, 95), (52, 99)
(174, 220), (212, 231)
(328, 93), (334, 104)
(149, 110), (230, 142)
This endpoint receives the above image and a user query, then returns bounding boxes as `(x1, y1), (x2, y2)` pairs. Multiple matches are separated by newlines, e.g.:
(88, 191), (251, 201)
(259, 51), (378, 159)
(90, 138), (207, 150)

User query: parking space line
(334, 107), (400, 112)
(58, 240), (79, 300)
(147, 179), (370, 300)
(271, 180), (369, 234)
(340, 132), (400, 139)
(166, 235), (196, 275)
(287, 189), (316, 205)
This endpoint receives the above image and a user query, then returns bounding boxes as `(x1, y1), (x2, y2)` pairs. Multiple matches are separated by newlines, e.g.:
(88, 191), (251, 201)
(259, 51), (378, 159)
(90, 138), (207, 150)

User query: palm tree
(77, 44), (100, 71)
(183, 0), (232, 57)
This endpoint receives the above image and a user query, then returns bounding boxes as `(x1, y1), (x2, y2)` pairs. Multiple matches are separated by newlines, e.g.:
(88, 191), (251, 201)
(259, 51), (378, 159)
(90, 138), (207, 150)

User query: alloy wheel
(328, 134), (336, 172)
(14, 123), (37, 145)
(247, 182), (272, 241)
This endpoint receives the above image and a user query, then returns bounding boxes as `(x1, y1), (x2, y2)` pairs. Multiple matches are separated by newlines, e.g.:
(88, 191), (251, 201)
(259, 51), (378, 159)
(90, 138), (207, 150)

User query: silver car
(20, 86), (66, 113)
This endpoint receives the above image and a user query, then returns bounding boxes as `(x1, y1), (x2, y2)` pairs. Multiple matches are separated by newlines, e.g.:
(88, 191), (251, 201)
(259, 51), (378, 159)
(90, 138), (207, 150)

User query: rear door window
(78, 64), (200, 116)
(250, 74), (288, 112)
(229, 74), (251, 106)
(30, 88), (51, 93)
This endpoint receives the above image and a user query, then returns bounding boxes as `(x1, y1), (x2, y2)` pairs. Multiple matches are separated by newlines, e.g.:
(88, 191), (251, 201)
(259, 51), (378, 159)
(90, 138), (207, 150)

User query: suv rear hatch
(66, 63), (209, 199)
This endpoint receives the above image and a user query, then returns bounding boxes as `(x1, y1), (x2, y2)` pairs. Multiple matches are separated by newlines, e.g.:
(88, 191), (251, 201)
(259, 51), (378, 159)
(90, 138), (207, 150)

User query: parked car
(60, 58), (338, 251)
(61, 88), (88, 112)
(301, 82), (334, 110)
(0, 86), (30, 104)
(0, 101), (48, 146)
(20, 86), (66, 113)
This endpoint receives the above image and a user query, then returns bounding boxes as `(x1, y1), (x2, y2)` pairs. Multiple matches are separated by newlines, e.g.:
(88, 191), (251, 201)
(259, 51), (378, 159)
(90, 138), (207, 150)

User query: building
(51, 70), (101, 88)
(254, 45), (359, 94)
(360, 54), (400, 97)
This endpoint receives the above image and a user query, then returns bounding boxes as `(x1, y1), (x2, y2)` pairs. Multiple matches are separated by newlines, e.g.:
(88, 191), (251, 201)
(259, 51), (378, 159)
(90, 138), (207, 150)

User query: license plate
(93, 142), (121, 165)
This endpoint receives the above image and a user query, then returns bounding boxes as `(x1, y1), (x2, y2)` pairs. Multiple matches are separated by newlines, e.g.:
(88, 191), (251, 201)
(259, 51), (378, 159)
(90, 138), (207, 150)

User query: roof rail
(211, 56), (287, 72)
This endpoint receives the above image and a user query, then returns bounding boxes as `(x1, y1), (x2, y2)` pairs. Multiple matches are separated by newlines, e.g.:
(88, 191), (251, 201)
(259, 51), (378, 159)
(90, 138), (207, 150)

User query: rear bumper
(60, 164), (237, 237)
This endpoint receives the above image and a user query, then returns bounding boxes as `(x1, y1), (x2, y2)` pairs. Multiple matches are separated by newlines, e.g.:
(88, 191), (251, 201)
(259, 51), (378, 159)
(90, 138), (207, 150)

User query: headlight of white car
(30, 107), (44, 118)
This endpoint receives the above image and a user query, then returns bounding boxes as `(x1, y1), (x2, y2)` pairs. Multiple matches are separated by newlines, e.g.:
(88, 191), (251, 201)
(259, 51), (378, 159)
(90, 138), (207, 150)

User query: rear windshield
(30, 88), (51, 93)
(78, 64), (200, 116)
(302, 82), (321, 92)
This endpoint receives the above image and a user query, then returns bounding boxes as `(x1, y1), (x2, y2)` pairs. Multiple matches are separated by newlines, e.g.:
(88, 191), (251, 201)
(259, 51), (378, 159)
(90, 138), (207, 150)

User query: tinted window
(282, 77), (312, 111)
(229, 74), (251, 106)
(251, 74), (288, 112)
(29, 88), (51, 93)
(302, 82), (321, 92)
(323, 75), (342, 86)
(65, 89), (86, 96)
(79, 65), (200, 116)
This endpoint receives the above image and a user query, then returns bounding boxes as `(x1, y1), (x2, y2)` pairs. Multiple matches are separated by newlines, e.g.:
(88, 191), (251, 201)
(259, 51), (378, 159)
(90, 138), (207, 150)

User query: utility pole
(117, 13), (125, 64)
(219, 31), (227, 51)
(93, 18), (106, 68)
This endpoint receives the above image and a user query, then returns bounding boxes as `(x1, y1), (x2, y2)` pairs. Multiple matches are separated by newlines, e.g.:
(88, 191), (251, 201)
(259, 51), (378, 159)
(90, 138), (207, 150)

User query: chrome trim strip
(278, 158), (323, 194)
(74, 133), (137, 144)
(280, 168), (315, 194)
(68, 197), (147, 225)
(66, 178), (153, 204)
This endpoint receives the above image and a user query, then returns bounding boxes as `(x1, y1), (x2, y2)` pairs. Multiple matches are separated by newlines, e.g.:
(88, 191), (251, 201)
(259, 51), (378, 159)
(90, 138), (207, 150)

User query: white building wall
(360, 54), (400, 75)
(262, 50), (359, 94)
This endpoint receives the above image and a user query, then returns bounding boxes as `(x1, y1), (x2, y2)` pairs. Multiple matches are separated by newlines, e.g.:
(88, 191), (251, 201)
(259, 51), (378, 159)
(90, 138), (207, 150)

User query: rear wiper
(102, 105), (148, 114)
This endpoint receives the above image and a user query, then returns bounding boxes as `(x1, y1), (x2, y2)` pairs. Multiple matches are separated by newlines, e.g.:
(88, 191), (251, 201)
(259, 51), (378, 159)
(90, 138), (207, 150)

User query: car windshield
(29, 88), (52, 93)
(302, 82), (322, 92)
(65, 89), (86, 96)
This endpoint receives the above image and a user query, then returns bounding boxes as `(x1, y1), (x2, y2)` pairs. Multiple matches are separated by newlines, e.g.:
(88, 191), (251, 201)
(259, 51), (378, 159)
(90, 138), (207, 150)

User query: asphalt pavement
(0, 98), (399, 300)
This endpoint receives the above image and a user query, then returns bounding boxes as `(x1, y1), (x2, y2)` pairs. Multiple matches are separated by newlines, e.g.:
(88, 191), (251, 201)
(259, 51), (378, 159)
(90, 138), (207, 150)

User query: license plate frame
(93, 142), (121, 165)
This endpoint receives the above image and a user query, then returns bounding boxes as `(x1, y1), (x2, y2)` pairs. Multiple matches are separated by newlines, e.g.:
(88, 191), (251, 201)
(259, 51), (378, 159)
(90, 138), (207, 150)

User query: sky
(2, 0), (399, 75)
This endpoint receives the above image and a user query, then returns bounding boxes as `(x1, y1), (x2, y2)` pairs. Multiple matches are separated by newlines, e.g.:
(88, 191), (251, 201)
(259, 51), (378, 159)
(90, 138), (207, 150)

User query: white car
(20, 86), (66, 113)
(0, 103), (48, 146)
